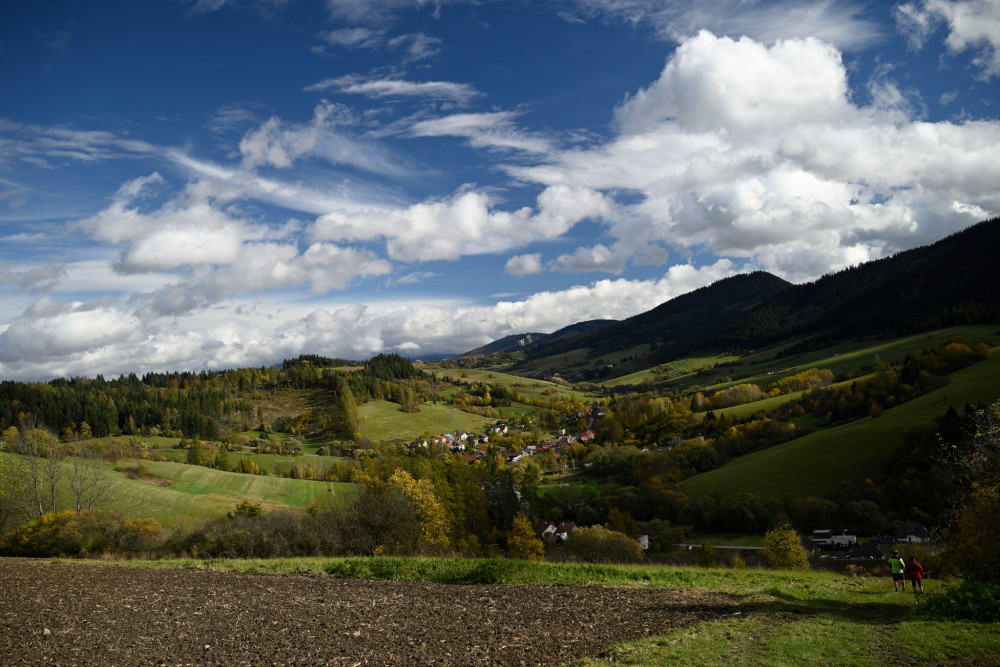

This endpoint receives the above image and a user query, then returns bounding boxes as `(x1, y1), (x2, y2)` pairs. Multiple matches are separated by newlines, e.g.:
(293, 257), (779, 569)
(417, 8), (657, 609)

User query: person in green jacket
(889, 550), (906, 592)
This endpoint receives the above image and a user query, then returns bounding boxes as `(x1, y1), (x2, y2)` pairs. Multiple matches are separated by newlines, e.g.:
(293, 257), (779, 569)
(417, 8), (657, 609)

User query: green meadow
(357, 399), (494, 440)
(679, 350), (1000, 499)
(706, 325), (998, 393)
(0, 453), (355, 527)
(424, 366), (591, 402)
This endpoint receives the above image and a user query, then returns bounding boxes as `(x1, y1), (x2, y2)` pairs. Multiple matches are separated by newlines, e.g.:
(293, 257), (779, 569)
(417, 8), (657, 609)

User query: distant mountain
(701, 217), (1000, 353)
(461, 320), (615, 357)
(475, 217), (1000, 379)
(518, 271), (792, 367)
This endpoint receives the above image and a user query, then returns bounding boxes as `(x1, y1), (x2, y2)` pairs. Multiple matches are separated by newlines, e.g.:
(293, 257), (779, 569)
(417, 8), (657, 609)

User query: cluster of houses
(808, 522), (931, 559)
(404, 420), (595, 468)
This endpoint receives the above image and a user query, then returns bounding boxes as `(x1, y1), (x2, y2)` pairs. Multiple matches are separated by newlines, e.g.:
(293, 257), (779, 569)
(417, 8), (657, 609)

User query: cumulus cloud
(0, 262), (67, 292)
(0, 297), (142, 364)
(508, 30), (1000, 282)
(311, 184), (612, 262)
(895, 0), (1000, 79)
(74, 173), (394, 317)
(504, 253), (543, 276)
(0, 257), (734, 381)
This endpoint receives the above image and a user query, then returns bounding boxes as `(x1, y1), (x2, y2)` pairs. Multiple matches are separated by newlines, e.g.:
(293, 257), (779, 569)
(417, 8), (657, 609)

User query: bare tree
(942, 400), (1000, 488)
(68, 440), (114, 511)
(0, 457), (33, 535)
(15, 420), (62, 518)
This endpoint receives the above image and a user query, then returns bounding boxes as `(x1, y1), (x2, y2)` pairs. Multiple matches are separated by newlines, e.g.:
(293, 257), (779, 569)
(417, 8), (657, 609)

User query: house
(830, 534), (857, 548)
(539, 522), (557, 541)
(636, 534), (650, 551)
(810, 529), (856, 549)
(578, 429), (595, 443)
(897, 521), (931, 543)
(553, 522), (578, 544)
(848, 543), (885, 559)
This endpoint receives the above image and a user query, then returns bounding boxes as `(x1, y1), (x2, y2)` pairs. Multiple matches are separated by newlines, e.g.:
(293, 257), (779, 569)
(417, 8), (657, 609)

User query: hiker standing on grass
(889, 550), (907, 592)
(905, 556), (925, 591)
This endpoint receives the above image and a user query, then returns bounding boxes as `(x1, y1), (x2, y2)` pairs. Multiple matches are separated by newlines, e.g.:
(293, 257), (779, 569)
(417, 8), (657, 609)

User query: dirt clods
(0, 558), (737, 665)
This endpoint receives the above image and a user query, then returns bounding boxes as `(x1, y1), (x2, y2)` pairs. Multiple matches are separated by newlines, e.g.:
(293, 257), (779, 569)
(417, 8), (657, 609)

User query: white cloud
(409, 111), (553, 153)
(613, 32), (850, 136)
(0, 262), (66, 292)
(317, 28), (442, 61)
(323, 0), (460, 25)
(895, 0), (1000, 79)
(238, 100), (407, 175)
(73, 173), (395, 317)
(311, 184), (612, 262)
(569, 0), (883, 50)
(320, 27), (387, 49)
(0, 259), (734, 381)
(504, 253), (543, 276)
(552, 244), (627, 274)
(388, 33), (444, 61)
(508, 31), (1000, 282)
(0, 298), (142, 365)
(307, 75), (481, 105)
(0, 119), (156, 169)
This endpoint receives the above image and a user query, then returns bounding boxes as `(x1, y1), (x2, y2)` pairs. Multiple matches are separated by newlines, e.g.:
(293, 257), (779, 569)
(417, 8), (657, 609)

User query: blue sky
(2, 0), (999, 381)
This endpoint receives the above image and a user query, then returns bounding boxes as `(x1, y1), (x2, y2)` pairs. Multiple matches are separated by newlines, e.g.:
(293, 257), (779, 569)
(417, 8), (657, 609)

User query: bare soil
(0, 558), (738, 666)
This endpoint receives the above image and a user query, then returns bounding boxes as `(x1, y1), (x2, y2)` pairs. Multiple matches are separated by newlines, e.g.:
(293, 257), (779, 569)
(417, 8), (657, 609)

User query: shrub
(563, 525), (643, 564)
(762, 523), (810, 570)
(914, 582), (1000, 622)
(508, 512), (545, 561)
(696, 542), (718, 568)
(9, 510), (163, 557)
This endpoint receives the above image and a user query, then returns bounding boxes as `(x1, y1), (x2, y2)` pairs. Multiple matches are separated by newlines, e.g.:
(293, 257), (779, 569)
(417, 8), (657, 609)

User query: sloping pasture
(679, 349), (1000, 499)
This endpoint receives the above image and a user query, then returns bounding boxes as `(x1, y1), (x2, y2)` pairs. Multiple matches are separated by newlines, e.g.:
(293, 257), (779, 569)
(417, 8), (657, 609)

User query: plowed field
(0, 558), (738, 665)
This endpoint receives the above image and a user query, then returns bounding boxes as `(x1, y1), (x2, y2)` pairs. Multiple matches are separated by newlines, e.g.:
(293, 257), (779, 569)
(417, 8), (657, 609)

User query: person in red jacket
(905, 556), (925, 591)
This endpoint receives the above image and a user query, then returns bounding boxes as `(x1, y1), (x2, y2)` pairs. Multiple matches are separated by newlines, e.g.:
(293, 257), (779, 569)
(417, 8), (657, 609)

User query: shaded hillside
(461, 319), (615, 357)
(517, 271), (792, 367)
(701, 217), (1000, 353)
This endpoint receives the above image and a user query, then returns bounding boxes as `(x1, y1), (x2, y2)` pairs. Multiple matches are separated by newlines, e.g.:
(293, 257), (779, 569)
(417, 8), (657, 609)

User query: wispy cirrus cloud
(565, 0), (883, 50)
(237, 100), (411, 176)
(323, 0), (460, 24)
(306, 75), (481, 105)
(317, 28), (443, 61)
(408, 111), (554, 153)
(0, 119), (156, 168)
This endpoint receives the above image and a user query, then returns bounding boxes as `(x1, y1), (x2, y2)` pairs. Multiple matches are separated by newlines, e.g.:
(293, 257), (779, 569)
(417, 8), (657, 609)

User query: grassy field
(64, 556), (1000, 665)
(701, 325), (999, 394)
(699, 373), (875, 420)
(357, 399), (495, 440)
(422, 366), (590, 402)
(679, 350), (1000, 499)
(0, 452), (355, 527)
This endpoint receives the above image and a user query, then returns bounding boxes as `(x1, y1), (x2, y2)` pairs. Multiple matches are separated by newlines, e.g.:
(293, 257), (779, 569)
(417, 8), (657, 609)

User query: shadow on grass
(740, 590), (913, 624)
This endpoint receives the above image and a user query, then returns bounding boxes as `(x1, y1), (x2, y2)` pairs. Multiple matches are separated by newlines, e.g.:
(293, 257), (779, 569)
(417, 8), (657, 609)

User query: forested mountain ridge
(461, 320), (616, 357)
(700, 217), (1000, 354)
(514, 271), (792, 368)
(482, 218), (1000, 377)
